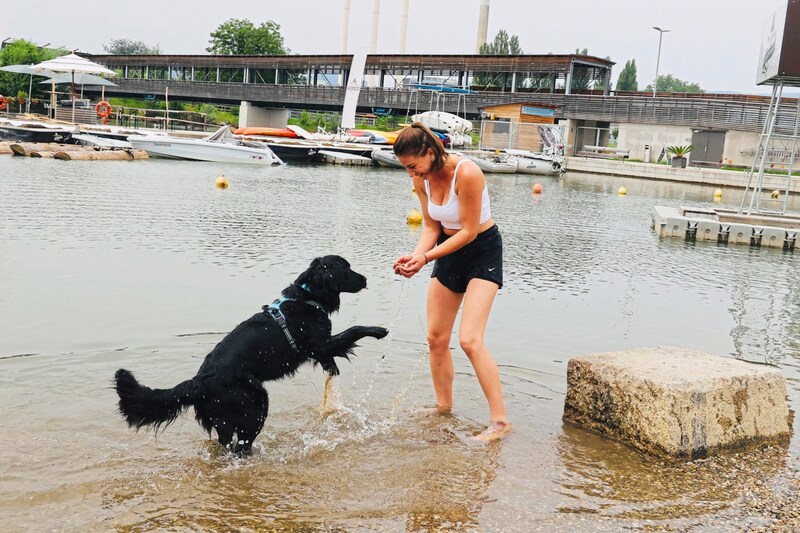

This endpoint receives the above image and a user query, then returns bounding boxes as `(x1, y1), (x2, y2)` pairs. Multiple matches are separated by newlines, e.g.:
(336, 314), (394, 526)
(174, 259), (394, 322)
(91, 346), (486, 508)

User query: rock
(563, 346), (792, 459)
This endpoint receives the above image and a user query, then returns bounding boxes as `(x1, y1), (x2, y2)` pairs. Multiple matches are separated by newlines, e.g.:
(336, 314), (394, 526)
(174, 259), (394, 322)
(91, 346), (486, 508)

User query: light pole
(652, 26), (670, 97)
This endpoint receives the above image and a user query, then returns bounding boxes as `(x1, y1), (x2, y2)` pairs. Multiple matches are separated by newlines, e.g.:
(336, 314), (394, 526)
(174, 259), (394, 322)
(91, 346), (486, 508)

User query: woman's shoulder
(453, 157), (485, 183)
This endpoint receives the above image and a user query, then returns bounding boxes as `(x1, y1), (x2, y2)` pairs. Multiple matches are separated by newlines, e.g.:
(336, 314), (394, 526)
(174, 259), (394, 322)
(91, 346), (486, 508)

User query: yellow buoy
(771, 189), (780, 199)
(216, 175), (229, 189)
(406, 208), (423, 225)
(713, 188), (722, 197)
(618, 186), (627, 195)
(532, 183), (543, 194)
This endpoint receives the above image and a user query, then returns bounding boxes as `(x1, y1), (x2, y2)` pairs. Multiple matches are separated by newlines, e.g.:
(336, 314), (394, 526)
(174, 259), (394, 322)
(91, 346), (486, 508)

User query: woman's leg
(426, 277), (464, 410)
(459, 278), (509, 429)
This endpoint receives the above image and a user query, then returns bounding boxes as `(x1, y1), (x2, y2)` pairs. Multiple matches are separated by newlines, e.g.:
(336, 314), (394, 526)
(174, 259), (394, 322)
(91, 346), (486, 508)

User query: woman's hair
(393, 122), (448, 171)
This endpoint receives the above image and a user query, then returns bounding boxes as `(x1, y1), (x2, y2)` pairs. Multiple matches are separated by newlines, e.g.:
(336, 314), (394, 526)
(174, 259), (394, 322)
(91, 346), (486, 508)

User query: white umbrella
(0, 64), (56, 114)
(32, 53), (116, 123)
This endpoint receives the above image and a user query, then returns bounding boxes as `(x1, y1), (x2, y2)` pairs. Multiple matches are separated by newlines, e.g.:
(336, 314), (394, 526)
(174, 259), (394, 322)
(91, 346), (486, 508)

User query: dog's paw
(370, 327), (389, 339)
(321, 361), (341, 376)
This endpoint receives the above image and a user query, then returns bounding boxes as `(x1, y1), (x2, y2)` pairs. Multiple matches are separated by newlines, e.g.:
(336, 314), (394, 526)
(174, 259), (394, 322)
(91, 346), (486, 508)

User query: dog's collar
(264, 294), (327, 352)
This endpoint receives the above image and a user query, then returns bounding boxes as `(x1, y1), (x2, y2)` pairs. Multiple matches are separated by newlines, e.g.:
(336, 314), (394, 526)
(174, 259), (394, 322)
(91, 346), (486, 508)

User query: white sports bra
(424, 159), (491, 230)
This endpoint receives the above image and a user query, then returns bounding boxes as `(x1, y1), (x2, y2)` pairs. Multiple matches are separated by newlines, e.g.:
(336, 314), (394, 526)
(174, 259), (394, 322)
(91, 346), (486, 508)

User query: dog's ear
(295, 257), (326, 287)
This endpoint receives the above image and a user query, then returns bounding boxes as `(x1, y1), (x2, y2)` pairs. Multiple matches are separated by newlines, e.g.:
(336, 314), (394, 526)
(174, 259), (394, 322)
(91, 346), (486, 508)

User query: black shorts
(431, 224), (503, 293)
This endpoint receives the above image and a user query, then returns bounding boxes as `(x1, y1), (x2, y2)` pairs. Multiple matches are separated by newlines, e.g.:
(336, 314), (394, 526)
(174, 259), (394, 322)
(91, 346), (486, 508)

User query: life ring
(0, 96), (6, 110)
(95, 101), (112, 118)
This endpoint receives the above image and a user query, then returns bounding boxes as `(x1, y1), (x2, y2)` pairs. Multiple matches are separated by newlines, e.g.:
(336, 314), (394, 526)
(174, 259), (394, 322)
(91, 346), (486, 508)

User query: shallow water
(1, 156), (798, 531)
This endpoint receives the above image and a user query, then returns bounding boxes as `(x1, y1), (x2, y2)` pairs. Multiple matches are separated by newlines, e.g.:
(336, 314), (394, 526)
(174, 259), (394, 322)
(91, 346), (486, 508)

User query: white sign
(756, 0), (787, 84)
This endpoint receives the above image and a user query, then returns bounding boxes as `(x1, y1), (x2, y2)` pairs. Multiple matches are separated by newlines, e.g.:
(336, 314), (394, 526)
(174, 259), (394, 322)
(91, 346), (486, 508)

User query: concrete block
(662, 217), (689, 239)
(563, 347), (792, 459)
(695, 220), (721, 242)
(727, 223), (754, 245)
(759, 226), (786, 249)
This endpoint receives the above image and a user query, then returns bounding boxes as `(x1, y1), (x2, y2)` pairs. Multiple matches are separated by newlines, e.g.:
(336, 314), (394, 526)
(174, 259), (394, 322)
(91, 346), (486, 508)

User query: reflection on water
(1, 157), (799, 530)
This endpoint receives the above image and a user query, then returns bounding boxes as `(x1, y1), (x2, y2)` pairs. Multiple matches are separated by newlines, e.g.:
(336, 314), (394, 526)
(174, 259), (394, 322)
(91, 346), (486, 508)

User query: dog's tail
(113, 368), (203, 432)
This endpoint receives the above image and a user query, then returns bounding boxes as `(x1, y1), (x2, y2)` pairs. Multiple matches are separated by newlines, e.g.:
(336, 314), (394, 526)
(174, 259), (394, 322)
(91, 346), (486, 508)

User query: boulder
(563, 346), (793, 459)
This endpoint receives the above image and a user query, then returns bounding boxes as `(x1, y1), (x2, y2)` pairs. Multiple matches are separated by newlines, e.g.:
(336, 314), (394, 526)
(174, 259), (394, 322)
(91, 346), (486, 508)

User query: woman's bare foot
(472, 420), (512, 442)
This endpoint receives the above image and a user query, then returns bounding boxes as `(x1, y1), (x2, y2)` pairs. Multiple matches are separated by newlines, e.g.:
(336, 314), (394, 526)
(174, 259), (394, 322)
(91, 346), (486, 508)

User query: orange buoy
(532, 183), (543, 194)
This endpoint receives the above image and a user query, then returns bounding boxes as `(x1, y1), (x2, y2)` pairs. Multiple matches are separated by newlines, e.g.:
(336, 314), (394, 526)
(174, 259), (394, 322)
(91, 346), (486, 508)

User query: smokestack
(370, 0), (381, 54)
(340, 0), (351, 54)
(399, 0), (409, 54)
(475, 0), (490, 53)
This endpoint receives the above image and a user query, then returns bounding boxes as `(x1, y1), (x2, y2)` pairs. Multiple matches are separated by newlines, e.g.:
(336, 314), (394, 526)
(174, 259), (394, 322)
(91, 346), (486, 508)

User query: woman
(392, 122), (511, 442)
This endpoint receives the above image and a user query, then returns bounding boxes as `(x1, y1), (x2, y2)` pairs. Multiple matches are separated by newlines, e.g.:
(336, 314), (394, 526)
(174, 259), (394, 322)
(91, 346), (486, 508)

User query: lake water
(1, 156), (798, 531)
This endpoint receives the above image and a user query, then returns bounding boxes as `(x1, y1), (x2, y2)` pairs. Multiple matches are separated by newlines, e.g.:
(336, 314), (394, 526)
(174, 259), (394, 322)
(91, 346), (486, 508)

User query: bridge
(83, 53), (785, 135)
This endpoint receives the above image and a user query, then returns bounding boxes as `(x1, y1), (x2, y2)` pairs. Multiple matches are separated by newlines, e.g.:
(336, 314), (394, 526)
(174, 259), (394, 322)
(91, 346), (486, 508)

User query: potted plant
(666, 145), (694, 168)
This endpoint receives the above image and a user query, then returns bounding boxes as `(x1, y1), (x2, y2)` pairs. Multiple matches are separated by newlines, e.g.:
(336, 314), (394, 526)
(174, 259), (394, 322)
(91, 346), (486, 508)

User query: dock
(652, 206), (800, 250)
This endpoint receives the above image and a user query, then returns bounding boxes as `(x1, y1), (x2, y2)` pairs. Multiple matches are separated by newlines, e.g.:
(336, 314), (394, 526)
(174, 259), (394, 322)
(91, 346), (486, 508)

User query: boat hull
(128, 136), (281, 165)
(371, 149), (405, 169)
(513, 156), (564, 176)
(465, 155), (518, 174)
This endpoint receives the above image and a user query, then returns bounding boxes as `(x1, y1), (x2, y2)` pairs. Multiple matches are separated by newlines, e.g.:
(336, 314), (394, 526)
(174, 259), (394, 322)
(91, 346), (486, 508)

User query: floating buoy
(406, 208), (423, 225)
(618, 186), (627, 195)
(713, 188), (722, 201)
(532, 183), (543, 194)
(216, 175), (229, 189)
(771, 189), (780, 199)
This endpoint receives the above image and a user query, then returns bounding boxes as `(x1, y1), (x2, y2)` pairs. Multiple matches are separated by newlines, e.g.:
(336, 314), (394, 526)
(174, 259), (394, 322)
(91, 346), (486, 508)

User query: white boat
(411, 111), (473, 134)
(464, 153), (519, 174)
(371, 148), (405, 169)
(128, 125), (284, 165)
(506, 149), (565, 176)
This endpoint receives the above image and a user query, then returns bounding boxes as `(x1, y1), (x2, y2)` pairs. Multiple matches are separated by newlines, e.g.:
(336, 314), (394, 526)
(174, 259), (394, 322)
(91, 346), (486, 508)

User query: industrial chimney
(340, 0), (351, 54)
(475, 0), (490, 53)
(399, 0), (410, 54)
(370, 0), (381, 54)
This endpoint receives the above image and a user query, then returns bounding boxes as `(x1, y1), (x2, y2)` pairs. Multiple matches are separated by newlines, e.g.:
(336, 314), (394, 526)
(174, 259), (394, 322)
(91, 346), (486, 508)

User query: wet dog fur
(113, 255), (388, 455)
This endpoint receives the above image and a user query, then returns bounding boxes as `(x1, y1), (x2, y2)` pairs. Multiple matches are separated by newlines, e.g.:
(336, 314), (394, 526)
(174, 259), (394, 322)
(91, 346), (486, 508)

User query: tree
(207, 18), (288, 55)
(616, 59), (638, 91)
(479, 30), (523, 55)
(103, 38), (161, 55)
(0, 40), (63, 99)
(645, 74), (704, 93)
(475, 30), (522, 89)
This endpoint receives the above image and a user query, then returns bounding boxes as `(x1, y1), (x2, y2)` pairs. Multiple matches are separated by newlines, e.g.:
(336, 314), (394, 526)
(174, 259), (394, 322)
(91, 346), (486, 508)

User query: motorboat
(506, 149), (565, 176)
(371, 148), (405, 169)
(464, 153), (519, 174)
(128, 125), (284, 165)
(0, 120), (77, 143)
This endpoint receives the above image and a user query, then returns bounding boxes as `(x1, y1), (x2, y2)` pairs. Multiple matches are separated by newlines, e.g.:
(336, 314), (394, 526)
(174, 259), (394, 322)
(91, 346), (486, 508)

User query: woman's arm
(394, 175), (441, 275)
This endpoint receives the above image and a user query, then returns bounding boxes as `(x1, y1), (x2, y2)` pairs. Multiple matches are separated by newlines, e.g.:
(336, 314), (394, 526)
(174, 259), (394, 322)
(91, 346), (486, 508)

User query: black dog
(114, 255), (388, 455)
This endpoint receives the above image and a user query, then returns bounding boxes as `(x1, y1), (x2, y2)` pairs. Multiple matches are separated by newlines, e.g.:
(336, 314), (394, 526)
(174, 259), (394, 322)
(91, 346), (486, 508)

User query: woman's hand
(393, 254), (413, 275)
(396, 254), (428, 278)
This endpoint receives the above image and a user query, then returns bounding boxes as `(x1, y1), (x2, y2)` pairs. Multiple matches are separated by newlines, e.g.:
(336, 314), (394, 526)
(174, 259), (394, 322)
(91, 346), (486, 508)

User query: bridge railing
(97, 79), (791, 135)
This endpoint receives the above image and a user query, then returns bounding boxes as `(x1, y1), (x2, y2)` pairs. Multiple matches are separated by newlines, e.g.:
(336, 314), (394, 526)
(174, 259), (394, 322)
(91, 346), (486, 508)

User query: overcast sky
(3, 0), (781, 94)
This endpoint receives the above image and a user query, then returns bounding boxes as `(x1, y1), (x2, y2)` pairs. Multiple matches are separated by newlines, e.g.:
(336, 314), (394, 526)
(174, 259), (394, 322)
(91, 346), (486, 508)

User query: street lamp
(652, 26), (670, 97)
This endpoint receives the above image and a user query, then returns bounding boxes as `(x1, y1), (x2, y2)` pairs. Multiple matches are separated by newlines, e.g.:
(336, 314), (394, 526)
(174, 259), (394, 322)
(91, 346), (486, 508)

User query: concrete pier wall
(239, 102), (289, 128)
(565, 157), (800, 193)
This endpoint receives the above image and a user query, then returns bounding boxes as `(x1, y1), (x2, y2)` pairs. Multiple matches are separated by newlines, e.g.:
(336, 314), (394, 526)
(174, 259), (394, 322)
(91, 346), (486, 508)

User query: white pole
(340, 0), (351, 54)
(71, 70), (76, 123)
(165, 86), (169, 130)
(399, 0), (409, 54)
